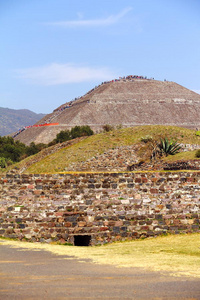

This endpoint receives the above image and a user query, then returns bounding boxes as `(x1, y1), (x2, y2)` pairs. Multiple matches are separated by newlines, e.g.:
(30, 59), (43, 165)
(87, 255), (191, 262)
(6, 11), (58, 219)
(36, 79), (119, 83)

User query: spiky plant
(158, 138), (182, 156)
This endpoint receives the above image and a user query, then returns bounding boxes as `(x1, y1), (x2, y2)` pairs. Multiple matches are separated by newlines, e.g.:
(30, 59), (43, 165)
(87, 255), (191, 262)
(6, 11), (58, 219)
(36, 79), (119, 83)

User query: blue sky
(0, 0), (200, 113)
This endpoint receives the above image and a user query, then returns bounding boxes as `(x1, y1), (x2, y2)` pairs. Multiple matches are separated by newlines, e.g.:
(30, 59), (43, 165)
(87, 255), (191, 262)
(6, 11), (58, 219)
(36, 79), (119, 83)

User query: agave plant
(158, 138), (181, 156)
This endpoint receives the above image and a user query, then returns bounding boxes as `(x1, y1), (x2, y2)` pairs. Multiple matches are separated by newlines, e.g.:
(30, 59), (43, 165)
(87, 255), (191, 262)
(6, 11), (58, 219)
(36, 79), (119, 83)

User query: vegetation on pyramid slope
(16, 125), (200, 174)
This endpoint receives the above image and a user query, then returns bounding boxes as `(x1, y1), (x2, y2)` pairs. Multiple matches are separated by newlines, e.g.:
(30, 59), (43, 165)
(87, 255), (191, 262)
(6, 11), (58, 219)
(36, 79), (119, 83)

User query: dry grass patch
(1, 233), (200, 278)
(163, 150), (200, 162)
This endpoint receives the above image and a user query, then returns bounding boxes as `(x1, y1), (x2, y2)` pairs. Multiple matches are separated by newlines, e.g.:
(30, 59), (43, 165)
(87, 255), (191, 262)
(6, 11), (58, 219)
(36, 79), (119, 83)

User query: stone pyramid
(14, 77), (200, 145)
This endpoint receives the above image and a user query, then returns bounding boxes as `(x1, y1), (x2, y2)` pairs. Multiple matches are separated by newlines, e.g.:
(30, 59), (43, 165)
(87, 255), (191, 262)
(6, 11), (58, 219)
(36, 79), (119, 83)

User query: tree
(55, 130), (71, 143)
(3, 144), (22, 162)
(26, 142), (38, 156)
(0, 157), (7, 168)
(55, 125), (94, 142)
(79, 125), (94, 136)
(25, 142), (46, 156)
(70, 126), (82, 139)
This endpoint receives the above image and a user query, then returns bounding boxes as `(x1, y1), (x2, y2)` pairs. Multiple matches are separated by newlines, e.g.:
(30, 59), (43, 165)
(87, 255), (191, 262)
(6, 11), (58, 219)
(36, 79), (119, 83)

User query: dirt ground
(0, 240), (200, 300)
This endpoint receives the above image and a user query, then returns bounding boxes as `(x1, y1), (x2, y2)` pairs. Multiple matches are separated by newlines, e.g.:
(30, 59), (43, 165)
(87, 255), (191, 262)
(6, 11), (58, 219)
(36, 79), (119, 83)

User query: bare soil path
(0, 241), (200, 299)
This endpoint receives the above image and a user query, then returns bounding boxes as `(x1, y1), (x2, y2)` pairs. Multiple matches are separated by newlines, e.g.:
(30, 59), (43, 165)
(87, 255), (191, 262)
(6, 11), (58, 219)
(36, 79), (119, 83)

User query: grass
(1, 233), (200, 278)
(15, 125), (200, 173)
(162, 150), (199, 162)
(0, 125), (199, 174)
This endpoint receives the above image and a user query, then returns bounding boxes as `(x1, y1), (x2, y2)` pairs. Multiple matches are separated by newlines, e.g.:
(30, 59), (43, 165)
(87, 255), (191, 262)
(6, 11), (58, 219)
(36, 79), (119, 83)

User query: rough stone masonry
(0, 171), (199, 245)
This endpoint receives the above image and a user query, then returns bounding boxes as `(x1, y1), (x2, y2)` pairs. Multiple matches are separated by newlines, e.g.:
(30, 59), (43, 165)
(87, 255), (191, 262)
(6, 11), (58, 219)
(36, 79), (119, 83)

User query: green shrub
(195, 131), (200, 136)
(116, 124), (123, 130)
(0, 157), (7, 168)
(55, 129), (71, 143)
(70, 125), (93, 139)
(102, 124), (114, 132)
(0, 136), (27, 162)
(195, 149), (200, 158)
(79, 125), (94, 136)
(48, 139), (57, 147)
(26, 142), (46, 156)
(158, 138), (182, 156)
(54, 125), (94, 144)
(0, 157), (13, 168)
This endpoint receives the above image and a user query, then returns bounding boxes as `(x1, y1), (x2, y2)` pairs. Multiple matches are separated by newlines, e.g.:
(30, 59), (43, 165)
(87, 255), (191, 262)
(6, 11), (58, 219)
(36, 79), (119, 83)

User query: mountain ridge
(0, 107), (45, 136)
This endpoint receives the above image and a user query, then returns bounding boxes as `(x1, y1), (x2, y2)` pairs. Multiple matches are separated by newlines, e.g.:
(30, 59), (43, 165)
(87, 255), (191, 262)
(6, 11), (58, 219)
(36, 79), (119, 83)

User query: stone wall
(0, 171), (200, 245)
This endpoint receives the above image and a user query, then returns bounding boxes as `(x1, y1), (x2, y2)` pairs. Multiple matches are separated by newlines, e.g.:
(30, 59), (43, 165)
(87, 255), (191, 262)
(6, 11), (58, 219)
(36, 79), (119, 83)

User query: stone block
(135, 178), (141, 183)
(119, 178), (126, 183)
(159, 184), (165, 191)
(7, 207), (13, 211)
(147, 231), (154, 236)
(78, 221), (87, 227)
(100, 226), (109, 231)
(18, 224), (26, 229)
(115, 220), (123, 226)
(192, 225), (200, 230)
(113, 226), (120, 233)
(150, 188), (158, 194)
(102, 183), (110, 188)
(141, 178), (148, 183)
(155, 214), (163, 220)
(127, 183), (134, 188)
(121, 199), (130, 204)
(34, 190), (42, 195)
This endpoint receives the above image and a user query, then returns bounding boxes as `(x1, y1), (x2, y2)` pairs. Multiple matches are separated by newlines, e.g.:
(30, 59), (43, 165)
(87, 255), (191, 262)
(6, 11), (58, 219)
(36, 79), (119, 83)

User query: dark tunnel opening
(74, 235), (91, 246)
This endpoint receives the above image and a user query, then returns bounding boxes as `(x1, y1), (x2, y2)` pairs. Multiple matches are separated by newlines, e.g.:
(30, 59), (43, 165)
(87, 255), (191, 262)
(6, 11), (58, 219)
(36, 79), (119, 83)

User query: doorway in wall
(74, 235), (91, 246)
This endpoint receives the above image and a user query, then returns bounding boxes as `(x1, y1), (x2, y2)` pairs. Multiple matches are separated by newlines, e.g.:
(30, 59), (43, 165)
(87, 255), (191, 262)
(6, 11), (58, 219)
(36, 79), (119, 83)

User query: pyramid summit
(14, 76), (200, 145)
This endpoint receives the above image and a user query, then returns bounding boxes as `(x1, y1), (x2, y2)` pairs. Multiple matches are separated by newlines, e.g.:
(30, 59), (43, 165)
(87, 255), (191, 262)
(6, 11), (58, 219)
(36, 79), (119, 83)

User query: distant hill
(0, 107), (45, 136)
(13, 77), (200, 145)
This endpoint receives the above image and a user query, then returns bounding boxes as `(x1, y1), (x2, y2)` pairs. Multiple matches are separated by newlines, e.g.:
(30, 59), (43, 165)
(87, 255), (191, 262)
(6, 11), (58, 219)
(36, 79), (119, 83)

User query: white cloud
(15, 63), (115, 85)
(45, 7), (132, 27)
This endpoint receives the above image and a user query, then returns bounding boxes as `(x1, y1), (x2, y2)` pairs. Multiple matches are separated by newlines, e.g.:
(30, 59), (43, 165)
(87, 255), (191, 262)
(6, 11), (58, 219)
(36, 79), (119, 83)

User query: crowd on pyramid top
(78, 75), (155, 98)
(102, 74), (154, 84)
(54, 75), (155, 113)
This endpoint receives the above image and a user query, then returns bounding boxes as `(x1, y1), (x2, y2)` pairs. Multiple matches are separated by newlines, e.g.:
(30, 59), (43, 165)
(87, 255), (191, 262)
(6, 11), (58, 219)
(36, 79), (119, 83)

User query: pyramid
(14, 77), (200, 145)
